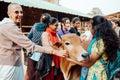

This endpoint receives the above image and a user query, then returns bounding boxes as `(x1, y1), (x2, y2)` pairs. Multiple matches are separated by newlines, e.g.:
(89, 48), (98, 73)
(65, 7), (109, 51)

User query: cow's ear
(53, 42), (62, 48)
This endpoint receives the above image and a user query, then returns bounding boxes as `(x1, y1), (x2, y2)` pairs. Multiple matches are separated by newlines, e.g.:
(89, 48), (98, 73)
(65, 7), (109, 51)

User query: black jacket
(69, 27), (80, 36)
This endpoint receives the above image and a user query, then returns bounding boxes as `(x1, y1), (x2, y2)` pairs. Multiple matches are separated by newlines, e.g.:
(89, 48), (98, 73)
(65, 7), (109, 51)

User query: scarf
(80, 37), (100, 80)
(46, 27), (60, 68)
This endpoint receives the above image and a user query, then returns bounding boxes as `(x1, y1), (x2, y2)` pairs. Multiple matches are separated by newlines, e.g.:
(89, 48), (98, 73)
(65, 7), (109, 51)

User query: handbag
(35, 54), (45, 71)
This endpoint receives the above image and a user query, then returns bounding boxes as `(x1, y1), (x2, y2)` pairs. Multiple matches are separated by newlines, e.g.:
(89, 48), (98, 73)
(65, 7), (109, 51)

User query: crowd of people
(0, 3), (120, 80)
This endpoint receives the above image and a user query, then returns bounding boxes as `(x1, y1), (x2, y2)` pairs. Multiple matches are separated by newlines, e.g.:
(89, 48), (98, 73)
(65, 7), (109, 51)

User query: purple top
(57, 29), (70, 38)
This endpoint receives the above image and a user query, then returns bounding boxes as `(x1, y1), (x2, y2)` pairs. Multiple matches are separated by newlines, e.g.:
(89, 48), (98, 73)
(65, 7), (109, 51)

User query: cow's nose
(81, 53), (90, 58)
(77, 53), (90, 61)
(77, 54), (86, 61)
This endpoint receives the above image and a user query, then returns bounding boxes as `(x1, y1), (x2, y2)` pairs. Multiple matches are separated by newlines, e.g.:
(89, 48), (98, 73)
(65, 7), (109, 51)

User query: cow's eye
(65, 42), (70, 45)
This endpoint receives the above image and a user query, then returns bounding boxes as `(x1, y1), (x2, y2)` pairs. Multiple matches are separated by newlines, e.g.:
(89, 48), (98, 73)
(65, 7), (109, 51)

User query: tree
(88, 7), (104, 16)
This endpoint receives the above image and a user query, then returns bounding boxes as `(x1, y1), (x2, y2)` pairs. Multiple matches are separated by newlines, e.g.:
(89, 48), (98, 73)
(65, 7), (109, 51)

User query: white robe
(0, 65), (24, 80)
(0, 18), (24, 80)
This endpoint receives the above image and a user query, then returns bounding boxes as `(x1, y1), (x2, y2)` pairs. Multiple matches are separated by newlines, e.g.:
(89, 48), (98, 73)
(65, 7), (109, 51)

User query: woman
(41, 17), (64, 80)
(25, 13), (51, 80)
(68, 15), (120, 80)
(69, 17), (81, 36)
(57, 17), (71, 38)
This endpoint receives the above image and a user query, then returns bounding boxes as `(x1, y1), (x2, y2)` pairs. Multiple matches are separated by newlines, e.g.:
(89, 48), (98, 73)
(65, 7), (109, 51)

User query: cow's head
(54, 34), (87, 62)
(54, 34), (88, 80)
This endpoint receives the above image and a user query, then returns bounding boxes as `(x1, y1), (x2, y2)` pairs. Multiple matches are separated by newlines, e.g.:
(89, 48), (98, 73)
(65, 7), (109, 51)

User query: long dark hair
(91, 15), (120, 62)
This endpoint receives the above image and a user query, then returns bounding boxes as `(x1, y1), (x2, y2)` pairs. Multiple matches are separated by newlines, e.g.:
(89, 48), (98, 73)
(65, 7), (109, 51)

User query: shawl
(106, 50), (120, 79)
(46, 27), (60, 68)
(80, 37), (97, 80)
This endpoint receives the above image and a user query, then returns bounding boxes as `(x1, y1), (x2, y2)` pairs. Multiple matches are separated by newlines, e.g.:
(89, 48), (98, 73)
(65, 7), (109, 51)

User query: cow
(54, 34), (89, 80)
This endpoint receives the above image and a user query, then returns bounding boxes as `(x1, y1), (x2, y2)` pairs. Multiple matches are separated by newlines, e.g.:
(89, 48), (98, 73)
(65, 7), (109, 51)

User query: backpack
(105, 50), (120, 80)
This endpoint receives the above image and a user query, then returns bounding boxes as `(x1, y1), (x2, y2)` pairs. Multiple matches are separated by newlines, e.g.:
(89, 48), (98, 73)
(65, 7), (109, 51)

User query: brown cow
(54, 34), (89, 80)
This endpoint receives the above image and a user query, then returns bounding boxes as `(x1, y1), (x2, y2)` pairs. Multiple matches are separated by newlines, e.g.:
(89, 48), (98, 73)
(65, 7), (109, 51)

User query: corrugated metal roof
(0, 0), (93, 18)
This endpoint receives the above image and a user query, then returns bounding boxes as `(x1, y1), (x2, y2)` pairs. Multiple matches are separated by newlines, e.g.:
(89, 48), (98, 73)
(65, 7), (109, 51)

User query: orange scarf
(46, 27), (60, 68)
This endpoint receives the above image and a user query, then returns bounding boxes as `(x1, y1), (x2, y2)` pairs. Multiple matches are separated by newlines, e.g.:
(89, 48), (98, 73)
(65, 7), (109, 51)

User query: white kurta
(0, 65), (24, 80)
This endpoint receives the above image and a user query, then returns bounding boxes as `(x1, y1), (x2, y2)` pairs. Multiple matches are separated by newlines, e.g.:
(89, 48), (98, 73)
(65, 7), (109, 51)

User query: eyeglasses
(15, 11), (23, 14)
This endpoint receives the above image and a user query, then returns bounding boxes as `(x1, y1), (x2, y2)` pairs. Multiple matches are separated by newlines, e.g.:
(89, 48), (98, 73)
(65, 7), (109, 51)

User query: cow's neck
(60, 58), (75, 80)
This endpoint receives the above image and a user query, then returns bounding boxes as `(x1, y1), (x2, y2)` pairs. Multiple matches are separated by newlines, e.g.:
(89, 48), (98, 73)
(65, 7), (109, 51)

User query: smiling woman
(40, 17), (65, 80)
(49, 17), (59, 32)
